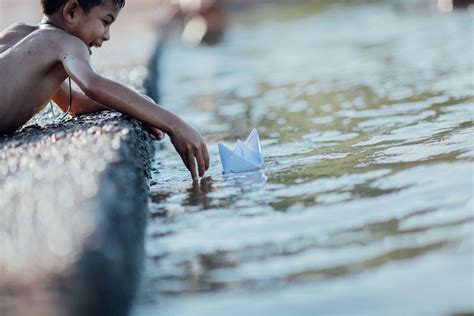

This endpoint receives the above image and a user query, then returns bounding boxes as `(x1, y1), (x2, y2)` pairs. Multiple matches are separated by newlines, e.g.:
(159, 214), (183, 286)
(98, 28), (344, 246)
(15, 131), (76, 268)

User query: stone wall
(0, 1), (165, 315)
(0, 112), (154, 315)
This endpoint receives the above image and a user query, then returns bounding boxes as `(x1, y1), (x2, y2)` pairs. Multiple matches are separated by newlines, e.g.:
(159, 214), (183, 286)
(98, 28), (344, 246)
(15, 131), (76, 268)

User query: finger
(201, 144), (210, 170)
(144, 125), (155, 139)
(187, 151), (198, 180)
(176, 150), (190, 172)
(155, 129), (164, 140)
(150, 127), (164, 141)
(146, 126), (157, 140)
(196, 149), (206, 177)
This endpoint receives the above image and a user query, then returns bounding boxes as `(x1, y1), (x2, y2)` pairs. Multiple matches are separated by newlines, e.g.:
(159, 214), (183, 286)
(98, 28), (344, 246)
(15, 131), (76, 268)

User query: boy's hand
(169, 120), (210, 181)
(146, 125), (165, 141)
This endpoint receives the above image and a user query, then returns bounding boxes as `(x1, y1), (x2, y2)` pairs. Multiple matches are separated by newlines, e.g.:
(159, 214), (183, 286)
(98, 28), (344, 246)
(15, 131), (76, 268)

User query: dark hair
(41, 0), (125, 15)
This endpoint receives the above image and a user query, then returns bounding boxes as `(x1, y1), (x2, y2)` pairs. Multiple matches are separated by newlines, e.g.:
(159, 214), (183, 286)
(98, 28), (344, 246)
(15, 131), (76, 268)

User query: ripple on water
(373, 127), (474, 163)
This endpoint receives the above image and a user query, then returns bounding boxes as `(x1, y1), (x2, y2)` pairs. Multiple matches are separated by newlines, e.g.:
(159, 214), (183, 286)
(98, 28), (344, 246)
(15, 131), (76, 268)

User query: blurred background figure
(177, 0), (226, 45)
(157, 0), (226, 45)
(154, 0), (473, 46)
(438, 0), (474, 11)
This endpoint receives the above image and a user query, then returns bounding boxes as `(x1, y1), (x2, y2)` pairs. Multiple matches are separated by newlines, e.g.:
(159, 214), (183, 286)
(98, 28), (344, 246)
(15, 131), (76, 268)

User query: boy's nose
(103, 29), (110, 41)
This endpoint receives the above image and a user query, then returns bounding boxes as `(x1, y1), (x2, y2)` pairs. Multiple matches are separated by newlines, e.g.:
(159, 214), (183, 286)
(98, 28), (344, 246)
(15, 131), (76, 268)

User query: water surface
(134, 2), (474, 315)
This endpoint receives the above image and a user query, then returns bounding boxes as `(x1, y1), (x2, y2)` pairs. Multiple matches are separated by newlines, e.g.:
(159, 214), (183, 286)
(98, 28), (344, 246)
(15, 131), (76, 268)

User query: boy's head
(40, 0), (125, 52)
(41, 0), (125, 16)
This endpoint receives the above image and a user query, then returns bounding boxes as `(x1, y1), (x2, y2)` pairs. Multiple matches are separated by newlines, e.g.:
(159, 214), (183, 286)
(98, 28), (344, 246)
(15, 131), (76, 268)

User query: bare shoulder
(0, 22), (35, 40)
(21, 29), (91, 62)
(0, 23), (37, 53)
(2, 22), (33, 31)
(49, 31), (90, 59)
(0, 22), (35, 36)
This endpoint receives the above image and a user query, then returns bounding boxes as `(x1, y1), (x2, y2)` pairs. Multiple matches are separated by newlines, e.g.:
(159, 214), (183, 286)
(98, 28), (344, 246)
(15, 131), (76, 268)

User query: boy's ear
(63, 0), (81, 24)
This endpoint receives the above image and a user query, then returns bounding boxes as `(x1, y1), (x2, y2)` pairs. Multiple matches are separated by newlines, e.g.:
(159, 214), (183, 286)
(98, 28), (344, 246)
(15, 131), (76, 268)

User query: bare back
(0, 23), (71, 135)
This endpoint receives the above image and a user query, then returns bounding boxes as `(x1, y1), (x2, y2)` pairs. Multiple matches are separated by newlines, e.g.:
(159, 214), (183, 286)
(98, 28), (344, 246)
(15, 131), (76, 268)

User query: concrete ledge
(0, 111), (154, 315)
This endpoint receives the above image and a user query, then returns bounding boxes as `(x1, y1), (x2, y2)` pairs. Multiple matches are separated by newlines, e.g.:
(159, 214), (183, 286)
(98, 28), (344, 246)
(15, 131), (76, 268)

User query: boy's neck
(40, 15), (66, 31)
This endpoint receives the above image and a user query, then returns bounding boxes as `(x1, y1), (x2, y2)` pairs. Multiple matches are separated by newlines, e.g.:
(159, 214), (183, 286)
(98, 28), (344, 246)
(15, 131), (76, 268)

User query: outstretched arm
(61, 39), (209, 179)
(52, 81), (165, 140)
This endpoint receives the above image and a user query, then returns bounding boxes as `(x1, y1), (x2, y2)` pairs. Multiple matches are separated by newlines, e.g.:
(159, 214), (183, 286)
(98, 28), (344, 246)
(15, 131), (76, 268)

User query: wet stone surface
(0, 111), (154, 315)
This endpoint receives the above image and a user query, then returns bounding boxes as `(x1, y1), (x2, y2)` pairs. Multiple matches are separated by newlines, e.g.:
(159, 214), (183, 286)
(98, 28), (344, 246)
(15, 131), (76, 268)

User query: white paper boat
(218, 129), (264, 173)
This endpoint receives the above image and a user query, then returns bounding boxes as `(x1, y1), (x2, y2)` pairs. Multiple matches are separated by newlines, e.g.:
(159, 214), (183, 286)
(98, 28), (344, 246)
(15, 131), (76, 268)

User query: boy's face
(69, 0), (122, 53)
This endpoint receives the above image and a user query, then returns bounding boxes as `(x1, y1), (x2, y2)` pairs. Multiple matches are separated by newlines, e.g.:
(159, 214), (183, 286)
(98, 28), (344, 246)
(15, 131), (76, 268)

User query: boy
(0, 0), (209, 180)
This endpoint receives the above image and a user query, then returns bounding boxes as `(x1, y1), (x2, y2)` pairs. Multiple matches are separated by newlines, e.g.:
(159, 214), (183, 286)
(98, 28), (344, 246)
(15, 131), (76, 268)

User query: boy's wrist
(165, 116), (185, 136)
(157, 108), (183, 136)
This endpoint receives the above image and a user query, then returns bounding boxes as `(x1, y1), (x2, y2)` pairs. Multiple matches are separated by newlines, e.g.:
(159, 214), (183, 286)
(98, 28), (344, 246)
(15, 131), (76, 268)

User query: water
(133, 2), (474, 315)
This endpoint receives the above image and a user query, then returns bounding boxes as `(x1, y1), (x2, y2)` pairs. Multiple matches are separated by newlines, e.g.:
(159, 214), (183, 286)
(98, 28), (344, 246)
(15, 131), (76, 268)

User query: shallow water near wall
(133, 2), (473, 315)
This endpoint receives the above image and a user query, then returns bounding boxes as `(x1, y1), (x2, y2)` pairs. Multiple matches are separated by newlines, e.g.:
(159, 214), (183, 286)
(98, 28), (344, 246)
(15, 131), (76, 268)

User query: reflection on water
(134, 2), (473, 315)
